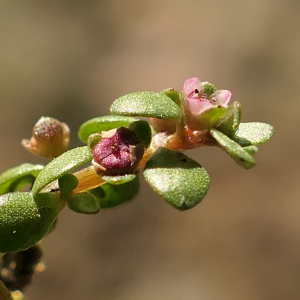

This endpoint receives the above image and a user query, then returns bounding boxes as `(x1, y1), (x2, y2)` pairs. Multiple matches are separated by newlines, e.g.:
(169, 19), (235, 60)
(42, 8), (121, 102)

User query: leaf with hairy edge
(143, 147), (210, 210)
(233, 122), (275, 146)
(78, 115), (140, 143)
(110, 92), (183, 119)
(32, 146), (92, 195)
(210, 128), (256, 169)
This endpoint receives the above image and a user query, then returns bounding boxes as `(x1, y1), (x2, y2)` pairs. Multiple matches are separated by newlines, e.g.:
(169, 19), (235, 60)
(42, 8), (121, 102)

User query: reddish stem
(73, 127), (216, 194)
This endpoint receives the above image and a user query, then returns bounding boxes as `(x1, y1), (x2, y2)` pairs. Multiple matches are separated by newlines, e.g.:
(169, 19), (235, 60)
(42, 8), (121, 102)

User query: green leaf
(243, 145), (259, 155)
(143, 147), (210, 210)
(233, 122), (275, 146)
(32, 146), (92, 195)
(68, 192), (100, 214)
(198, 106), (227, 129)
(78, 115), (139, 143)
(87, 133), (102, 151)
(102, 173), (137, 185)
(7, 175), (36, 193)
(160, 88), (180, 105)
(0, 163), (44, 195)
(110, 92), (183, 119)
(90, 176), (140, 209)
(0, 192), (62, 253)
(58, 173), (79, 201)
(128, 120), (152, 148)
(210, 128), (256, 169)
(215, 101), (242, 136)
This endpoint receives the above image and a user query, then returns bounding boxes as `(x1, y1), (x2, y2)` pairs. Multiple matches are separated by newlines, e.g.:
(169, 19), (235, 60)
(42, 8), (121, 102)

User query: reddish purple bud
(92, 127), (144, 176)
(22, 117), (70, 159)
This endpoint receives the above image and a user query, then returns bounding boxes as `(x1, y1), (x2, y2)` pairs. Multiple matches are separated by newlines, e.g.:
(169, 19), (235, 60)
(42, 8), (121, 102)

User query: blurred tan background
(0, 0), (299, 299)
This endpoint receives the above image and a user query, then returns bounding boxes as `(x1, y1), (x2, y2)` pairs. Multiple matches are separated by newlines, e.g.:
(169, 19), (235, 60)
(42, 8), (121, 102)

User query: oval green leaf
(31, 146), (92, 195)
(210, 128), (256, 169)
(215, 101), (242, 136)
(101, 173), (137, 185)
(58, 173), (79, 201)
(90, 176), (140, 209)
(198, 106), (227, 129)
(233, 122), (275, 146)
(78, 115), (139, 143)
(68, 192), (100, 214)
(128, 120), (152, 148)
(160, 88), (180, 105)
(87, 133), (102, 151)
(110, 92), (183, 119)
(0, 164), (44, 195)
(243, 145), (259, 155)
(0, 192), (62, 253)
(143, 147), (210, 210)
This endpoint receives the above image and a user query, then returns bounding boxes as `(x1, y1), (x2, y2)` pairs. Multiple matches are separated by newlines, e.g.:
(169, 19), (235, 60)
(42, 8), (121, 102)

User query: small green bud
(201, 81), (217, 96)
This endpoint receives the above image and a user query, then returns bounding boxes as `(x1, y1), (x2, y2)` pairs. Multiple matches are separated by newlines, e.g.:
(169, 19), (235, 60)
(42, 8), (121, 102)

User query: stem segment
(0, 280), (13, 300)
(73, 128), (216, 194)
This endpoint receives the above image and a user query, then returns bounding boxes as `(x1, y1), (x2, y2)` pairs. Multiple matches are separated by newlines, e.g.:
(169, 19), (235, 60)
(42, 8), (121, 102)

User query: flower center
(189, 89), (218, 105)
(189, 89), (202, 99)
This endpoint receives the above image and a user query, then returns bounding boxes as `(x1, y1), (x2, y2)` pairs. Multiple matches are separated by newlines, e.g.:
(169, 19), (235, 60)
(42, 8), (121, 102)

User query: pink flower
(183, 77), (232, 129)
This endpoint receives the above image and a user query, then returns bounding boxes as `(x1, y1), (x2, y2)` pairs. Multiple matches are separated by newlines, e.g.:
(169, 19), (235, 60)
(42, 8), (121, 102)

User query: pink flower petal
(211, 90), (232, 106)
(187, 98), (213, 116)
(183, 77), (203, 97)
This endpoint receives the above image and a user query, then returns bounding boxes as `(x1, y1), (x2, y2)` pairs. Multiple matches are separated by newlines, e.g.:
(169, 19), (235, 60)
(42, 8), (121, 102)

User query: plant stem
(0, 280), (13, 300)
(72, 128), (216, 194)
(72, 147), (155, 193)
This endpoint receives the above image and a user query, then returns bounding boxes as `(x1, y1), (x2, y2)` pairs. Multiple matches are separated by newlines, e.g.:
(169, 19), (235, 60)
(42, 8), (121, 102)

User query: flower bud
(22, 117), (70, 159)
(92, 127), (144, 176)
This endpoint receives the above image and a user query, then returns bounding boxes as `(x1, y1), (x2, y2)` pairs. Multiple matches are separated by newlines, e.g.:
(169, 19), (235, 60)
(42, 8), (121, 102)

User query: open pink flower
(183, 77), (232, 129)
(184, 77), (231, 115)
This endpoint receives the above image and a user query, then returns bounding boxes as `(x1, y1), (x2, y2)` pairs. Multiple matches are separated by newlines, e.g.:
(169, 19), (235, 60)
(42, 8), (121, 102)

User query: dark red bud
(92, 127), (144, 176)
